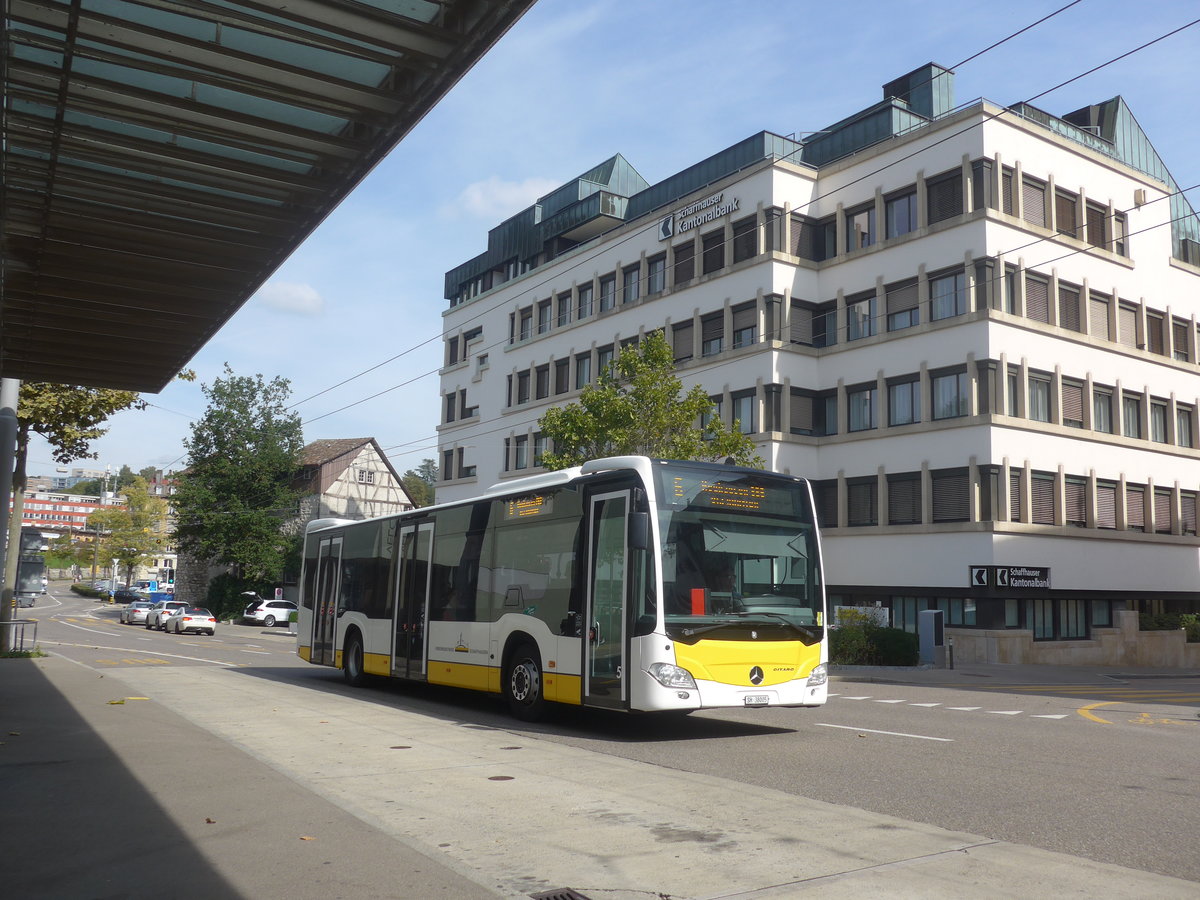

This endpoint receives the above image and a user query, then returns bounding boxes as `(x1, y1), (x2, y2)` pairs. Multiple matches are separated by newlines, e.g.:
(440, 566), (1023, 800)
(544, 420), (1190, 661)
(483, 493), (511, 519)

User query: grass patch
(1, 647), (47, 659)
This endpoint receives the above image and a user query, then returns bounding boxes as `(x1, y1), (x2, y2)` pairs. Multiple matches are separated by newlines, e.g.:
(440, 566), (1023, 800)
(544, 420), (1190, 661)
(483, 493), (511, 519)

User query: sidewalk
(3, 655), (1198, 899)
(832, 660), (1200, 685)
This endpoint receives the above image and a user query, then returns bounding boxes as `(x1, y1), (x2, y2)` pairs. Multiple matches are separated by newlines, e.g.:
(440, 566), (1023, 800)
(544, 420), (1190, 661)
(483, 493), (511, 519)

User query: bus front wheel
(343, 634), (366, 687)
(505, 642), (546, 721)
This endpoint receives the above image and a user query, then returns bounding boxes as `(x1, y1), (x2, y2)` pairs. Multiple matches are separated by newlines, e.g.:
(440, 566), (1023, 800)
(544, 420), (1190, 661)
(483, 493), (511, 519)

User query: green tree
(172, 366), (304, 591)
(538, 331), (761, 470)
(401, 458), (437, 507)
(69, 478), (104, 496)
(88, 478), (169, 586)
(113, 464), (137, 491)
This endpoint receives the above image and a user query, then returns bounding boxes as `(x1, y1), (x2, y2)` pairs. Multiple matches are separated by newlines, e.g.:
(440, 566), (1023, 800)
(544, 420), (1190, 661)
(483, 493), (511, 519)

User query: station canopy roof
(1, 0), (534, 392)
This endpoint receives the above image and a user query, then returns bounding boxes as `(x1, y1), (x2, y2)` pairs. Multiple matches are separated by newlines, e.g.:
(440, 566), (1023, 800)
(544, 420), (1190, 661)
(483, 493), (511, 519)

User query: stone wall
(949, 611), (1200, 667)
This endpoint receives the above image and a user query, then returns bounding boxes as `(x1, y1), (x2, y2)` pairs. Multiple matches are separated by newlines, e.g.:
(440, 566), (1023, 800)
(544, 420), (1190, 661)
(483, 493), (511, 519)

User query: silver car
(120, 600), (154, 625)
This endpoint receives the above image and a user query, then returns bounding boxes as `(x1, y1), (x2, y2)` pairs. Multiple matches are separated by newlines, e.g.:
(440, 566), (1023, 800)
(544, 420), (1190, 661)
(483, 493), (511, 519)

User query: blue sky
(28, 0), (1200, 482)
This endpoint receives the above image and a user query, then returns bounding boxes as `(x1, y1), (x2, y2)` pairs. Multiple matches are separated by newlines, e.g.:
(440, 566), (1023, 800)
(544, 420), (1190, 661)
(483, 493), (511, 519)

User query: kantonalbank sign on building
(437, 64), (1200, 666)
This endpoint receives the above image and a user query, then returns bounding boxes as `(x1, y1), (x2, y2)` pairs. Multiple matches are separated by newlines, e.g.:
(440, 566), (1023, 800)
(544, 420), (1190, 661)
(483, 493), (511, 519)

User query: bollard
(948, 637), (955, 670)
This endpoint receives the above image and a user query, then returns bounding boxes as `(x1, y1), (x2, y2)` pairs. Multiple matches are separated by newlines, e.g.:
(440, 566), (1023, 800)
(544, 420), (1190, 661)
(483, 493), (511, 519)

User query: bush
(70, 584), (106, 599)
(830, 610), (920, 666)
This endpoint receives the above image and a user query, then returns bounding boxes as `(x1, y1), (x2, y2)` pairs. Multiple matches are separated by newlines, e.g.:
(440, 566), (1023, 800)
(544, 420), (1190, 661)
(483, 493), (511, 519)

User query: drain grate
(529, 889), (593, 900)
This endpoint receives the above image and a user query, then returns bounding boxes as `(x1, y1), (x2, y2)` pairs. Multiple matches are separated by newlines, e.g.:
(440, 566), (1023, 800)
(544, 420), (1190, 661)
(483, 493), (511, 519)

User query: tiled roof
(297, 439), (372, 467)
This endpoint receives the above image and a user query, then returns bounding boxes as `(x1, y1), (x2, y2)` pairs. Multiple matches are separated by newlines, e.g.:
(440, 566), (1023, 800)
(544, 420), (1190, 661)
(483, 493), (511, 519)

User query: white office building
(437, 64), (1200, 665)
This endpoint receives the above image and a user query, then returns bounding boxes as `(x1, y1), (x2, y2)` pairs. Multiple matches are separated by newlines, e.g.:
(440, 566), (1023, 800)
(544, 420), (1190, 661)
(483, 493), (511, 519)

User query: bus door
(311, 536), (342, 666)
(585, 490), (628, 708)
(392, 521), (432, 679)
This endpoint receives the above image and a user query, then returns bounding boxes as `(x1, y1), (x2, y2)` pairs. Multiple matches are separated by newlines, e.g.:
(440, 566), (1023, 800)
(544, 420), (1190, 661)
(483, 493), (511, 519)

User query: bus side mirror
(629, 512), (649, 551)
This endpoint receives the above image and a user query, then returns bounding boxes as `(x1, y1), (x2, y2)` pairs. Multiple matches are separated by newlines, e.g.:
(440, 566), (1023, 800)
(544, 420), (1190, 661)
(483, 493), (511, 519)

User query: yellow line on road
(1077, 701), (1119, 724)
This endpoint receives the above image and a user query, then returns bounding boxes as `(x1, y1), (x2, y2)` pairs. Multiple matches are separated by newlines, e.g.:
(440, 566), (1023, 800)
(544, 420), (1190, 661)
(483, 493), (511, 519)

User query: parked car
(164, 606), (216, 636)
(113, 588), (149, 604)
(145, 599), (188, 630)
(120, 600), (154, 625)
(243, 597), (297, 628)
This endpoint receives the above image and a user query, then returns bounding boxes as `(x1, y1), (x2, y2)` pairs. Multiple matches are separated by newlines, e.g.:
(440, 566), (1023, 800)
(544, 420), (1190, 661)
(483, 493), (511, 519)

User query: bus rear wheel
(343, 634), (366, 687)
(505, 641), (546, 721)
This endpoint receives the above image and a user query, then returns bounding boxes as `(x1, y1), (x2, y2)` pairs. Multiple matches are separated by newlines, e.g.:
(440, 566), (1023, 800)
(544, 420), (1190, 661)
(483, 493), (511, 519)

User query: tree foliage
(537, 331), (761, 470)
(87, 478), (169, 586)
(172, 366), (304, 584)
(401, 458), (438, 507)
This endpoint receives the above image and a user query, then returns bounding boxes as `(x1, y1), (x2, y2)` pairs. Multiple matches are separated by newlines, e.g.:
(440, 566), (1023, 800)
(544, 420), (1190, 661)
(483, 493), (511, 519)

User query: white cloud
(443, 175), (561, 221)
(255, 281), (324, 316)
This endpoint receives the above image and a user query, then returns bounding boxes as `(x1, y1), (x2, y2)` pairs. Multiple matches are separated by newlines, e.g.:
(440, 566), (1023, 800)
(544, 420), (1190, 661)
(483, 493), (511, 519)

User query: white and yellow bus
(297, 456), (828, 719)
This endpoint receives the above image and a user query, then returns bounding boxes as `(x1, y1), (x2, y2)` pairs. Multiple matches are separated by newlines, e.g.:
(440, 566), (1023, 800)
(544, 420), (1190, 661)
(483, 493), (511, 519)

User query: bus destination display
(666, 472), (800, 517)
(504, 494), (551, 520)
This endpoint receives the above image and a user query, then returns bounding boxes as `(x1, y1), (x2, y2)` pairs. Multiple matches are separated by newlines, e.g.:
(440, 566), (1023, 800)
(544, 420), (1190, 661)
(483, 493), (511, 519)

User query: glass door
(392, 522), (432, 678)
(585, 491), (628, 708)
(311, 537), (342, 666)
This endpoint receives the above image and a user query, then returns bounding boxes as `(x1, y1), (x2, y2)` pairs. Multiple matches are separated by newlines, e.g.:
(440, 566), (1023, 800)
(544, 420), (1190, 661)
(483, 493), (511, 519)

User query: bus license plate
(743, 694), (770, 707)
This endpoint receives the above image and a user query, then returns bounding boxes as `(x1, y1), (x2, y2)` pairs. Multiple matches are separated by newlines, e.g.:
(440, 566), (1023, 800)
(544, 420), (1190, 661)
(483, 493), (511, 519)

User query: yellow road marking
(1077, 701), (1118, 724)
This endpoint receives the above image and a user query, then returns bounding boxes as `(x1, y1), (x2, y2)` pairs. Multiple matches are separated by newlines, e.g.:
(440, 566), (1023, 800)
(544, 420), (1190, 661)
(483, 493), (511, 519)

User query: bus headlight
(648, 662), (697, 690)
(806, 663), (828, 687)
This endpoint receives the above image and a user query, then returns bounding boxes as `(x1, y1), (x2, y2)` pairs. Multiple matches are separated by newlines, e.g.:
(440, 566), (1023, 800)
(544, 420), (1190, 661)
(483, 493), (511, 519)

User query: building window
(932, 371), (968, 420)
(847, 385), (877, 431)
(514, 435), (528, 470)
(1150, 401), (1168, 443)
(845, 204), (875, 250)
(701, 229), (725, 274)
(556, 293), (571, 326)
(622, 265), (640, 304)
(1177, 406), (1193, 447)
(1028, 375), (1051, 423)
(1030, 472), (1055, 525)
(1058, 283), (1082, 332)
(887, 474), (921, 525)
(1085, 200), (1108, 248)
(646, 254), (666, 294)
(930, 271), (966, 320)
(885, 190), (917, 238)
(1122, 394), (1142, 438)
(847, 478), (878, 526)
(575, 285), (592, 320)
(846, 293), (876, 341)
(535, 365), (549, 400)
(927, 171), (963, 224)
(1025, 274), (1050, 323)
(732, 302), (757, 348)
(731, 216), (757, 263)
(1093, 387), (1113, 433)
(816, 392), (838, 436)
(701, 312), (724, 356)
(516, 371), (530, 405)
(673, 241), (695, 286)
(1127, 484), (1146, 531)
(1089, 292), (1111, 341)
(1055, 189), (1079, 238)
(700, 396), (723, 433)
(672, 321), (694, 362)
(518, 308), (533, 342)
(888, 379), (920, 425)
(789, 389), (814, 435)
(356, 469), (375, 485)
(532, 433), (546, 468)
(455, 447), (475, 479)
(575, 353), (591, 389)
(444, 392), (457, 423)
(1022, 175), (1047, 228)
(1173, 318), (1190, 361)
(931, 469), (969, 522)
(446, 336), (460, 365)
(1096, 481), (1118, 529)
(598, 275), (616, 312)
(596, 345), (614, 376)
(443, 449), (455, 480)
(731, 391), (756, 434)
(1061, 380), (1084, 428)
(1064, 477), (1086, 527)
(885, 279), (919, 331)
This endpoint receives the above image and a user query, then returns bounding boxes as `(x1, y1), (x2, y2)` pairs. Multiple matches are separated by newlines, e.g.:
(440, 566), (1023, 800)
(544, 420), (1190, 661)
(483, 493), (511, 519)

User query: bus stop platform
(2, 655), (1196, 899)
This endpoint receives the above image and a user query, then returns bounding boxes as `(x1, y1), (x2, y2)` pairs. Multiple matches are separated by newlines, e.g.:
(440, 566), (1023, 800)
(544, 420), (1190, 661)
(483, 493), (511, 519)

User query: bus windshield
(655, 464), (822, 640)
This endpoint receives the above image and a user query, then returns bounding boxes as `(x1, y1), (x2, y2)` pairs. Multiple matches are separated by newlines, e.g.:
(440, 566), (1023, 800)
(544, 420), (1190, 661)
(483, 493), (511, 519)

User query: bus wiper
(732, 612), (819, 640)
(678, 619), (742, 637)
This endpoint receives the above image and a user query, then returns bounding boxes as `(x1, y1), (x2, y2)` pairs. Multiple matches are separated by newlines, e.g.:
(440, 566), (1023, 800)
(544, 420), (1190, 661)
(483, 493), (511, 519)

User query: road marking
(987, 710), (1023, 716)
(40, 641), (238, 667)
(55, 620), (126, 638)
(1030, 714), (1069, 719)
(840, 696), (871, 700)
(873, 699), (907, 704)
(909, 703), (941, 707)
(817, 724), (953, 742)
(241, 649), (271, 655)
(946, 706), (981, 711)
(1077, 701), (1118, 724)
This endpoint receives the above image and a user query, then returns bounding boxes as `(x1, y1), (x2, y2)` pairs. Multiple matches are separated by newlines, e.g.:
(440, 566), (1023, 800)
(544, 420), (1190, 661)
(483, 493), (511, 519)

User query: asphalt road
(25, 583), (1200, 885)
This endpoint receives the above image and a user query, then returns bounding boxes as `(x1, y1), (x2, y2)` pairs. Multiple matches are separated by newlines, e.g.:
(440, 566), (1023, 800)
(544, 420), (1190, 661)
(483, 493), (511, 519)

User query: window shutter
(673, 242), (694, 285)
(1022, 178), (1046, 227)
(927, 173), (963, 224)
(1126, 486), (1145, 530)
(1089, 295), (1111, 341)
(1096, 483), (1117, 528)
(672, 322), (694, 361)
(1118, 304), (1137, 348)
(1086, 203), (1107, 247)
(732, 303), (756, 333)
(1064, 479), (1086, 525)
(932, 471), (969, 522)
(847, 481), (877, 526)
(790, 391), (813, 433)
(1025, 276), (1050, 323)
(1154, 490), (1172, 533)
(1001, 169), (1015, 214)
(732, 216), (756, 262)
(1009, 469), (1022, 521)
(701, 314), (723, 342)
(789, 214), (805, 257)
(1030, 474), (1055, 525)
(1182, 492), (1197, 534)
(886, 280), (919, 314)
(815, 480), (838, 528)
(1173, 320), (1190, 360)
(1058, 285), (1081, 331)
(888, 476), (921, 525)
(790, 302), (812, 344)
(1061, 381), (1084, 425)
(1146, 314), (1164, 355)
(1055, 192), (1078, 237)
